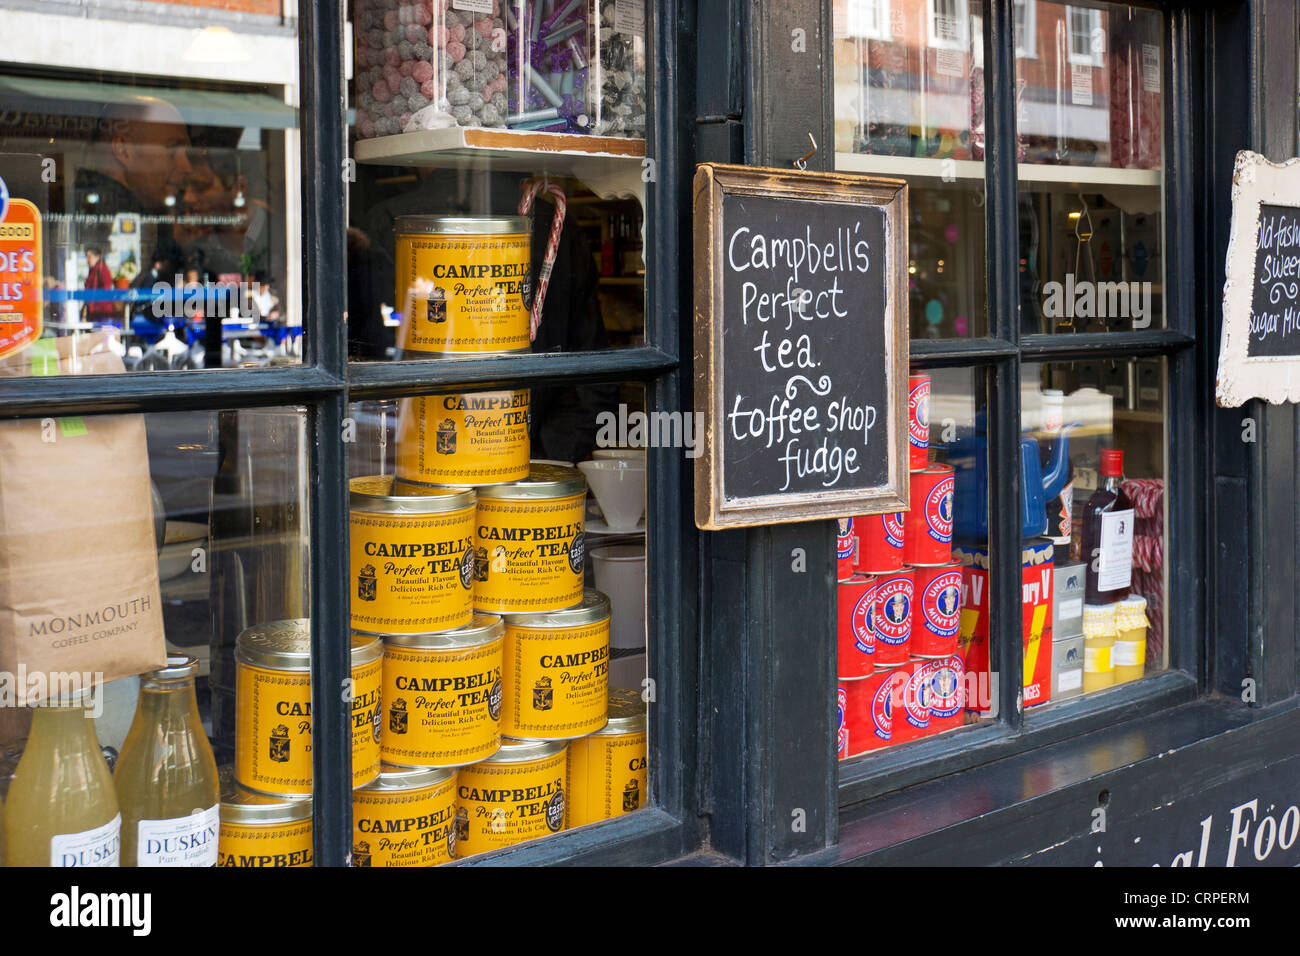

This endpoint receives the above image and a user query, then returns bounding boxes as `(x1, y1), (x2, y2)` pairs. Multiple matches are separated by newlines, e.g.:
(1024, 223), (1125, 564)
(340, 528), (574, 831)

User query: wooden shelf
(598, 276), (645, 286)
(1115, 409), (1164, 423)
(355, 126), (644, 177)
(834, 152), (1161, 187)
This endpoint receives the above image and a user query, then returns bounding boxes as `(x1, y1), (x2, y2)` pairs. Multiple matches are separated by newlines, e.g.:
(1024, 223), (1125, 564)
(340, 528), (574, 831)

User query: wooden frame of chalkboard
(693, 163), (909, 530)
(1217, 150), (1300, 406)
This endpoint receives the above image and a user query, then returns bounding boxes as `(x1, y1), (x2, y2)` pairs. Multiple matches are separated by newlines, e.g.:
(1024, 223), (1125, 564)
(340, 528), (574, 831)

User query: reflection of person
(83, 247), (116, 321)
(75, 117), (193, 215)
(74, 110), (194, 295)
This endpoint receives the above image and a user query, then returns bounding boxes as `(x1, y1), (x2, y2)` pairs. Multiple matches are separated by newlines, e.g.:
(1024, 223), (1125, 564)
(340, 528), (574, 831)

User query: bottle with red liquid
(1081, 448), (1135, 604)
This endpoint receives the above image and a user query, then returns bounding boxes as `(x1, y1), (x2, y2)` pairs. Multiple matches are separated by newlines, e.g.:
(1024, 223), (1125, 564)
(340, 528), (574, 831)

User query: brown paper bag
(0, 334), (166, 705)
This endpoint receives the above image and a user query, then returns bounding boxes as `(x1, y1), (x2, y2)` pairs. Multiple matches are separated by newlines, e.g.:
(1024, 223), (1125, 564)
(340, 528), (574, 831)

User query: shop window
(0, 404), (312, 867)
(834, 2), (1177, 781)
(834, 0), (988, 339)
(0, 68), (301, 374)
(0, 0), (685, 869)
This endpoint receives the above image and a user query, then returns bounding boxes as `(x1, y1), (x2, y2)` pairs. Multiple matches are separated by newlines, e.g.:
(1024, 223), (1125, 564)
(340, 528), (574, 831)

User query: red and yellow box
(953, 538), (1054, 711)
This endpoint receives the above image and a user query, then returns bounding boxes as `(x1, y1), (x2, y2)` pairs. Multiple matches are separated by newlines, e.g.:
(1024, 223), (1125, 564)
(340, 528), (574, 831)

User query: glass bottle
(5, 693), (121, 867)
(114, 657), (220, 867)
(1038, 389), (1074, 562)
(1081, 448), (1136, 605)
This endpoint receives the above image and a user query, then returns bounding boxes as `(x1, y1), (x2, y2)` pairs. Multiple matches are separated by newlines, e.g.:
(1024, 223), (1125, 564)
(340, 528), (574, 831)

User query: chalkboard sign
(693, 164), (908, 530)
(1217, 151), (1300, 405)
(1246, 203), (1300, 357)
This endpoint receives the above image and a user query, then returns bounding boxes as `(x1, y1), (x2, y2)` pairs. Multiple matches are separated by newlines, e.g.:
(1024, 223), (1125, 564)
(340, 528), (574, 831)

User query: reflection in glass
(833, 0), (988, 339)
(1016, 3), (1165, 333)
(0, 71), (300, 372)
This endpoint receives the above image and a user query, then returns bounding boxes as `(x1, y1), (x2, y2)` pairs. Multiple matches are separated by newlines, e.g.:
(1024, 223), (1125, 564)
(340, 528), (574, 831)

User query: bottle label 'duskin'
(455, 754), (567, 857)
(396, 391), (530, 486)
(503, 620), (610, 738)
(382, 640), (504, 766)
(51, 814), (121, 867)
(137, 806), (220, 867)
(350, 504), (476, 634)
(352, 775), (457, 867)
(474, 495), (586, 614)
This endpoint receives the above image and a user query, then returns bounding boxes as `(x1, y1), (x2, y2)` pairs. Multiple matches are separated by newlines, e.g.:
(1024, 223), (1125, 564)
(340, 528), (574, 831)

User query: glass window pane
(834, 0), (989, 339)
(1021, 358), (1168, 705)
(0, 405), (313, 867)
(346, 380), (651, 860)
(1016, 3), (1165, 333)
(836, 367), (994, 760)
(347, 1), (649, 360)
(0, 4), (303, 373)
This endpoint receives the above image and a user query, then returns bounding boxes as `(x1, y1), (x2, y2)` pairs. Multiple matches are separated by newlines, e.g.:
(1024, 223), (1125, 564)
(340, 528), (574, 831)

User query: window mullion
(983, 0), (1024, 730)
(300, 0), (351, 868)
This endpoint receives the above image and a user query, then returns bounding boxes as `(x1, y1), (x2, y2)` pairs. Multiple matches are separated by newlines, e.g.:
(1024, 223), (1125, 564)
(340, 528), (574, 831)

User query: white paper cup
(590, 543), (647, 650)
(578, 459), (646, 531)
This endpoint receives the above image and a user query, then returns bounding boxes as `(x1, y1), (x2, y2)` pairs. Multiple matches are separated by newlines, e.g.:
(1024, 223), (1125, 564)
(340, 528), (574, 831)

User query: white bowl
(592, 447), (647, 461)
(578, 459), (646, 532)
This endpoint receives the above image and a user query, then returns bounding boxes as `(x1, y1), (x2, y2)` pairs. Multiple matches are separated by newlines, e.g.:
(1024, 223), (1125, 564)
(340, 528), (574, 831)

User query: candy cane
(518, 178), (567, 341)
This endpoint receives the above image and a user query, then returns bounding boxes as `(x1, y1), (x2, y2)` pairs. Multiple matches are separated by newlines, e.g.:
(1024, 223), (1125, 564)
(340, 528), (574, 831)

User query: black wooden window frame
(0, 0), (703, 867)
(830, 0), (1206, 807)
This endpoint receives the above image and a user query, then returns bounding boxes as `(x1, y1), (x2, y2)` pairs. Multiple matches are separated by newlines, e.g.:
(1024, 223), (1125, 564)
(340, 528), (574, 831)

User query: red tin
(872, 568), (914, 666)
(854, 511), (905, 574)
(857, 665), (907, 755)
(904, 464), (955, 567)
(836, 574), (877, 677)
(888, 659), (926, 744)
(908, 373), (931, 469)
(918, 654), (965, 736)
(836, 676), (871, 759)
(912, 560), (963, 657)
(836, 684), (850, 760)
(836, 516), (856, 581)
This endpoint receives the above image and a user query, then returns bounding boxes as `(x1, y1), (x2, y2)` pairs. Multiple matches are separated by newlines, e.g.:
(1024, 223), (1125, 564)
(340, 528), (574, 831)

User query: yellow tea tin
(453, 737), (567, 858)
(217, 771), (313, 868)
(395, 215), (531, 357)
(501, 590), (611, 739)
(350, 476), (476, 635)
(234, 620), (383, 796)
(395, 389), (531, 487)
(378, 614), (504, 768)
(566, 689), (648, 827)
(352, 765), (458, 867)
(473, 463), (587, 614)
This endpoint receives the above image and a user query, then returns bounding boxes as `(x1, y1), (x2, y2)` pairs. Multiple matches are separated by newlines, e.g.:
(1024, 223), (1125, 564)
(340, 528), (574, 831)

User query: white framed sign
(1216, 150), (1300, 406)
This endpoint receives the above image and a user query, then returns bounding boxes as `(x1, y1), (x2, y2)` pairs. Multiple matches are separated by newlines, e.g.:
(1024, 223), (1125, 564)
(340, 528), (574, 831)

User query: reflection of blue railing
(45, 287), (298, 346)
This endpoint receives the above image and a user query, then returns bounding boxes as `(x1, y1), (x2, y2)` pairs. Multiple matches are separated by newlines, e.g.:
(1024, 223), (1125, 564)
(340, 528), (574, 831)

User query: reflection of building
(0, 1), (302, 329)
(833, 1), (1161, 169)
